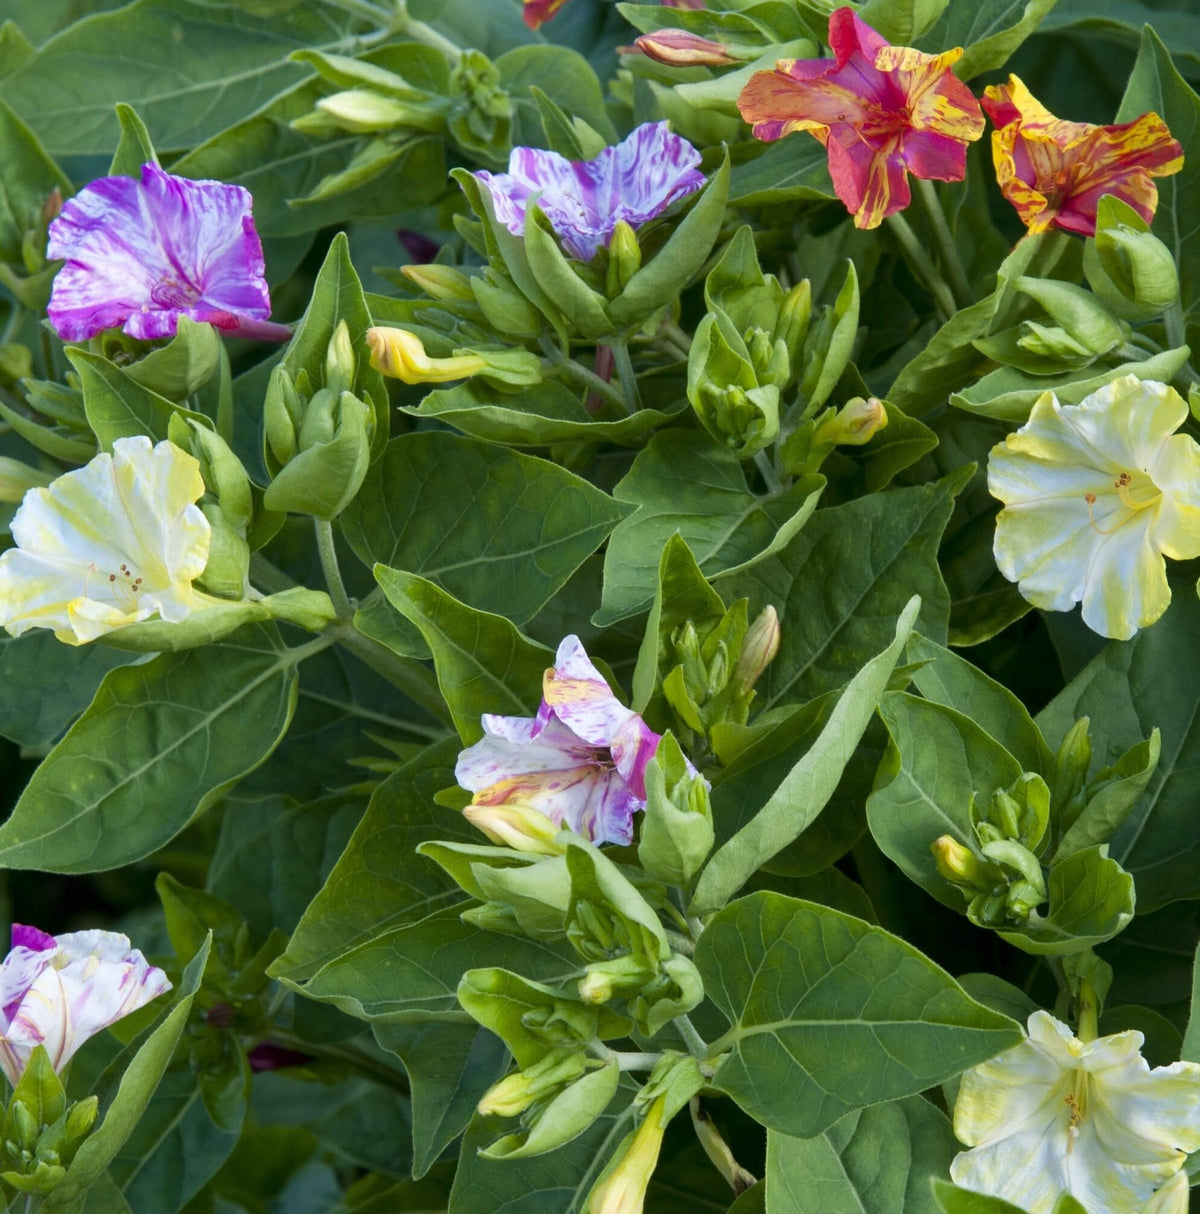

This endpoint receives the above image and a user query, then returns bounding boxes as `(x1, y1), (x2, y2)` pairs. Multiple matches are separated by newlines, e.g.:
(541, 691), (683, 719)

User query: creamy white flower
(988, 376), (1200, 640)
(0, 924), (171, 1086)
(0, 436), (218, 644)
(951, 1010), (1200, 1214)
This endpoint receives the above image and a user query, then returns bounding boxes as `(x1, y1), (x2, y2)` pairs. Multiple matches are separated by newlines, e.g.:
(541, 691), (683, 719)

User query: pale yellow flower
(988, 376), (1200, 640)
(951, 1011), (1200, 1214)
(0, 436), (218, 644)
(365, 326), (486, 384)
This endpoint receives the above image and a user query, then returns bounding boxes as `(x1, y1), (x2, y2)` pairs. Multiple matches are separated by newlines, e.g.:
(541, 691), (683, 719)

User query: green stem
(1, 304), (22, 347)
(661, 320), (693, 354)
(396, 0), (463, 62)
(609, 339), (642, 413)
(885, 212), (957, 322)
(673, 1014), (709, 1062)
(1075, 977), (1099, 1043)
(914, 179), (973, 309)
(298, 688), (448, 740)
(314, 518), (353, 620)
(1163, 298), (1200, 388)
(754, 450), (782, 495)
(589, 1043), (662, 1072)
(266, 1027), (410, 1094)
(538, 337), (630, 414)
(248, 552), (300, 595)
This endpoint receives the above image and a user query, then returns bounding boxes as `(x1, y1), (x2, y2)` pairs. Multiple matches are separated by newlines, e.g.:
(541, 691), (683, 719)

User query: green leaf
(108, 103), (158, 177)
(1036, 588), (1200, 909)
(271, 738), (472, 982)
(1181, 940), (1200, 1062)
(867, 691), (1023, 908)
(373, 568), (552, 745)
(1118, 26), (1200, 332)
(496, 44), (617, 145)
(374, 1021), (508, 1179)
(993, 846), (1135, 956)
(597, 431), (823, 626)
(524, 206), (613, 339)
(0, 634), (131, 749)
(404, 379), (687, 448)
(697, 892), (1021, 1137)
(726, 133), (834, 206)
(2, 0), (357, 155)
(289, 907), (580, 1024)
(907, 634), (1054, 775)
(0, 94), (70, 263)
(0, 625), (300, 873)
(690, 597), (919, 915)
(858, 0), (950, 43)
(719, 471), (965, 709)
(343, 433), (629, 625)
(932, 1180), (1030, 1214)
(766, 1095), (957, 1214)
(46, 937), (211, 1211)
(917, 0), (1057, 80)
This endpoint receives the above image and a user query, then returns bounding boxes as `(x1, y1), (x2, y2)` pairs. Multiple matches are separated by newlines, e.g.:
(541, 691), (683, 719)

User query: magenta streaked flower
(455, 635), (668, 847)
(46, 163), (290, 343)
(0, 924), (171, 1086)
(472, 122), (706, 261)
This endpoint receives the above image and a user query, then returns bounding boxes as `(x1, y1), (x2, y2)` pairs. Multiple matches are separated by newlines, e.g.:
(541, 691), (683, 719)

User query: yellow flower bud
(813, 396), (888, 447)
(931, 835), (986, 888)
(588, 1095), (669, 1214)
(366, 326), (487, 384)
(462, 802), (566, 855)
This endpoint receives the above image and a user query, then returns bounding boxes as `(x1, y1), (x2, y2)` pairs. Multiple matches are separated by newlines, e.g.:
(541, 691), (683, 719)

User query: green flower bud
(980, 839), (1047, 906)
(477, 1048), (587, 1118)
(733, 605), (780, 698)
(1052, 716), (1093, 816)
(263, 364), (304, 470)
(447, 50), (513, 160)
(401, 263), (476, 303)
(460, 901), (525, 936)
(606, 221), (642, 297)
(579, 955), (656, 1004)
(9, 1102), (38, 1153)
(64, 1097), (98, 1144)
(811, 396), (888, 448)
(638, 732), (714, 889)
(771, 279), (812, 363)
(1084, 195), (1180, 321)
(1014, 277), (1126, 357)
(324, 320), (357, 397)
(693, 381), (780, 459)
(315, 89), (442, 134)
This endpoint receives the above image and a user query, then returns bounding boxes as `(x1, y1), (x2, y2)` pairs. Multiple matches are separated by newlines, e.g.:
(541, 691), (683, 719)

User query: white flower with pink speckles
(0, 924), (171, 1086)
(455, 635), (673, 847)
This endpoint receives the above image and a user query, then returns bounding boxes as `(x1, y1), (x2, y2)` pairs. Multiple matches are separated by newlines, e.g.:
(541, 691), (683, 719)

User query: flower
(365, 326), (487, 384)
(987, 376), (1200, 640)
(633, 31), (738, 67)
(981, 76), (1184, 236)
(455, 635), (670, 847)
(473, 122), (705, 261)
(46, 163), (290, 342)
(0, 435), (223, 645)
(0, 924), (171, 1086)
(587, 1094), (669, 1214)
(523, 0), (570, 29)
(736, 7), (985, 229)
(951, 1010), (1200, 1214)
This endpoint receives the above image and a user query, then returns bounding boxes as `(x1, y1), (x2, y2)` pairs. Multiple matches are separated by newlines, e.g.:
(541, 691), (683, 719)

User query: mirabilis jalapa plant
(3, 0), (1200, 1210)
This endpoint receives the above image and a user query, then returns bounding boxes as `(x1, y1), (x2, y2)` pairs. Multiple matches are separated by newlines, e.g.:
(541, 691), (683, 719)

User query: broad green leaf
(288, 907), (580, 1024)
(342, 433), (629, 625)
(405, 379), (688, 448)
(908, 634), (1053, 775)
(726, 133), (834, 206)
(858, 0), (949, 43)
(0, 94), (70, 264)
(46, 938), (211, 1211)
(765, 1095), (957, 1214)
(1118, 27), (1200, 332)
(1036, 588), (1200, 908)
(697, 892), (1021, 1137)
(1044, 1), (1200, 76)
(917, 0), (1058, 80)
(597, 430), (824, 626)
(109, 103), (158, 177)
(374, 1021), (508, 1180)
(497, 43), (616, 143)
(2, 0), (358, 155)
(719, 471), (965, 709)
(0, 634), (132, 749)
(270, 738), (467, 981)
(932, 1180), (1029, 1214)
(867, 691), (1023, 908)
(373, 569), (552, 745)
(1181, 940), (1200, 1062)
(0, 625), (300, 873)
(690, 597), (918, 916)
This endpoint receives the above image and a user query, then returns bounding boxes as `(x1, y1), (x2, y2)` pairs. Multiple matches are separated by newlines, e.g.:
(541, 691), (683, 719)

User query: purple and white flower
(46, 163), (290, 343)
(455, 635), (666, 847)
(0, 924), (171, 1086)
(473, 122), (706, 261)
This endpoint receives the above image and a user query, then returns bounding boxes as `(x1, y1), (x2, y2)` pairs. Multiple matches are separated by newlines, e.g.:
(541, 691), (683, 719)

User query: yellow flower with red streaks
(982, 75), (1183, 236)
(736, 6), (985, 229)
(523, 0), (569, 29)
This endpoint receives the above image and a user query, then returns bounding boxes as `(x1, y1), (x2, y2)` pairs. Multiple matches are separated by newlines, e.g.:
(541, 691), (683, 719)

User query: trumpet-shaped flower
(982, 76), (1184, 236)
(587, 1094), (669, 1214)
(988, 376), (1200, 640)
(0, 924), (171, 1086)
(366, 326), (486, 384)
(455, 636), (671, 847)
(473, 122), (705, 261)
(736, 7), (985, 229)
(951, 1010), (1200, 1214)
(0, 436), (222, 645)
(47, 163), (290, 342)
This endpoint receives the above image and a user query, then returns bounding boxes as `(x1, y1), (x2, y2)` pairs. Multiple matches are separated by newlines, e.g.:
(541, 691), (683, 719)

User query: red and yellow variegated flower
(523, 0), (569, 29)
(736, 7), (985, 229)
(982, 76), (1184, 236)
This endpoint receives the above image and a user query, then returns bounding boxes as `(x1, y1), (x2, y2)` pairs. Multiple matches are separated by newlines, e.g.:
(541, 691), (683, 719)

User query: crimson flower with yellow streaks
(736, 7), (985, 229)
(523, 0), (569, 29)
(982, 76), (1184, 236)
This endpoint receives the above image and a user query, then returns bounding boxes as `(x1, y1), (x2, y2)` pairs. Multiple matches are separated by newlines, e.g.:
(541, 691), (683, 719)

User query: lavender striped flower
(473, 122), (706, 261)
(0, 924), (171, 1086)
(455, 635), (666, 847)
(47, 163), (290, 343)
